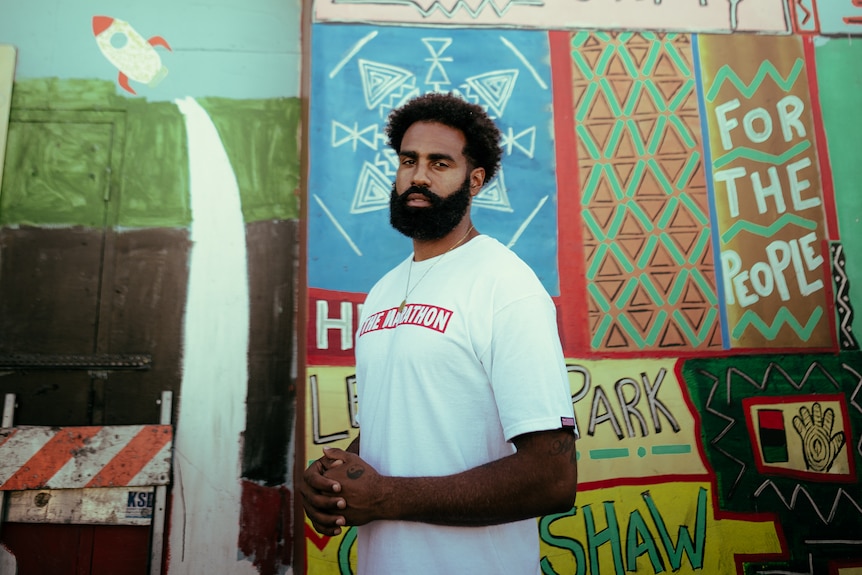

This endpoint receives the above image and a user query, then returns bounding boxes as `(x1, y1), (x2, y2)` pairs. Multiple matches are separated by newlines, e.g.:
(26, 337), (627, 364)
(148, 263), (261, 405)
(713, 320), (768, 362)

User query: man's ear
(469, 167), (485, 197)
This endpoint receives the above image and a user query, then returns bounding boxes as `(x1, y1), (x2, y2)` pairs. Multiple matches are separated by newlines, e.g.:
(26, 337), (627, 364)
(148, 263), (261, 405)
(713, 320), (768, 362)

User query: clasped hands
(300, 447), (385, 536)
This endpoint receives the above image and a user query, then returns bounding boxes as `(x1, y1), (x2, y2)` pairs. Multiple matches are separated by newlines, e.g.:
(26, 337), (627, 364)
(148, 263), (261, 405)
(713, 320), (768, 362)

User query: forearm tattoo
(550, 434), (578, 465)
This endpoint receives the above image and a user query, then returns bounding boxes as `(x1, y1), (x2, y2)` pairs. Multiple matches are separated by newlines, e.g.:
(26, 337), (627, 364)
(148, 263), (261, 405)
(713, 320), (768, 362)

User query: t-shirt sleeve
(480, 287), (578, 442)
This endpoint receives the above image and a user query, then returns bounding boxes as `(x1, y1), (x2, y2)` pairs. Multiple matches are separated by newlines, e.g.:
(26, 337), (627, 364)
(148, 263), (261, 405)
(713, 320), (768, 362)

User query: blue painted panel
(308, 23), (559, 295)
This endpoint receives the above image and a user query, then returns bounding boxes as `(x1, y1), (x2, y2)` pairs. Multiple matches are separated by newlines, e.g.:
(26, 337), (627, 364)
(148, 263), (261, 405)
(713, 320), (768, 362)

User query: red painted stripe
(757, 409), (785, 430)
(86, 425), (172, 488)
(549, 30), (589, 356)
(0, 427), (18, 449)
(304, 523), (331, 551)
(2, 427), (101, 490)
(803, 35), (839, 239)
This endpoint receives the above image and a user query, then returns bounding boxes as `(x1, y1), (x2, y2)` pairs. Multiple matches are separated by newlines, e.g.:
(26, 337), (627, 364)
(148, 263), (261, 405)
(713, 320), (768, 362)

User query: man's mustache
(398, 186), (440, 204)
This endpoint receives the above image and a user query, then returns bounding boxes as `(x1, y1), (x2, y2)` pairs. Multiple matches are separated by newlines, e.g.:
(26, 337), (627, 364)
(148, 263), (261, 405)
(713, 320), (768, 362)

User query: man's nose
(411, 164), (431, 187)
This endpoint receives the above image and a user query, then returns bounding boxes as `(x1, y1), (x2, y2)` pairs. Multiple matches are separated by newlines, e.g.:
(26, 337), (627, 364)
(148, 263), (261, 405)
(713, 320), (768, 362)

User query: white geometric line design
(351, 161), (393, 214)
(359, 59), (415, 110)
(313, 194), (363, 256)
(842, 362), (862, 457)
(330, 31), (378, 79)
(753, 480), (862, 525)
(472, 169), (512, 212)
(832, 243), (858, 349)
(507, 194), (548, 249)
(500, 35), (547, 89)
(501, 125), (536, 158)
(465, 69), (519, 117)
(755, 553), (813, 575)
(377, 83), (421, 120)
(700, 367), (754, 498)
(332, 121), (382, 151)
(331, 0), (544, 18)
(423, 38), (454, 91)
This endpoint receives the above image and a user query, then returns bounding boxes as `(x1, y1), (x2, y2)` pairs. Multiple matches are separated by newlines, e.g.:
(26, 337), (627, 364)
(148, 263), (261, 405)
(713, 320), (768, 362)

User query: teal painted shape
(652, 444), (692, 455)
(0, 0), (300, 100)
(720, 212), (818, 243)
(815, 37), (862, 347)
(589, 448), (630, 460)
(705, 59), (804, 101)
(732, 306), (824, 341)
(816, 1), (862, 35)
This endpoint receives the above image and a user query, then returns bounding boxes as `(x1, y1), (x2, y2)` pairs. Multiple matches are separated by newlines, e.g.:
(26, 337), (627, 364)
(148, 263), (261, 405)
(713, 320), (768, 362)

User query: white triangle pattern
(359, 59), (415, 110)
(351, 161), (393, 214)
(465, 70), (519, 116)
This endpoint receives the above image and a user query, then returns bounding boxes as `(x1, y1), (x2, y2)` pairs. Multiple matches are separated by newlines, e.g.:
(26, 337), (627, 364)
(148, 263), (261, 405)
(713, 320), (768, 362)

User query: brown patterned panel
(572, 31), (722, 352)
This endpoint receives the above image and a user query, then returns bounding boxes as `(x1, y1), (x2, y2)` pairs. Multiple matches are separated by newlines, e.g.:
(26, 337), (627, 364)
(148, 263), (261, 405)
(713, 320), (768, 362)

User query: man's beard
(389, 177), (472, 240)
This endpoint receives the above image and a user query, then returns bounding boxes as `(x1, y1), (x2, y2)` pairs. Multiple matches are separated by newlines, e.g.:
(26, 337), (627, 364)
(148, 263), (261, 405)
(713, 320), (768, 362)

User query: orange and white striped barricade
(0, 391), (172, 575)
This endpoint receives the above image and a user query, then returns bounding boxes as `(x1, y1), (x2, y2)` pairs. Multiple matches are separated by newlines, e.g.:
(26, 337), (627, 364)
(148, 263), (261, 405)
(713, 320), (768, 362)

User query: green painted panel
(119, 100), (190, 228)
(3, 79), (298, 228)
(6, 79), (191, 228)
(815, 38), (862, 341)
(198, 97), (301, 222)
(10, 78), (123, 110)
(1, 116), (113, 226)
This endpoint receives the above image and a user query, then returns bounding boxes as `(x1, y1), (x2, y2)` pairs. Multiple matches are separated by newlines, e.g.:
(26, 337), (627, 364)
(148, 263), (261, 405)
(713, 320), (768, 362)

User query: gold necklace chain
(398, 225), (474, 313)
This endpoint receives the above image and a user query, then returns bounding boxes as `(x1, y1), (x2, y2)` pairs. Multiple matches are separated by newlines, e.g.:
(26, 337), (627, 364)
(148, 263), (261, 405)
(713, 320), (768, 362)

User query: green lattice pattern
(572, 31), (721, 351)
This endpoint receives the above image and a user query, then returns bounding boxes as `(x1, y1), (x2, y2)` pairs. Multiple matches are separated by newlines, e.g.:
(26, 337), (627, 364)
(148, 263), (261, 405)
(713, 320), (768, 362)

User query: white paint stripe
(507, 195), (549, 249)
(0, 428), (53, 484)
(330, 31), (378, 79)
(500, 36), (547, 90)
(170, 97), (250, 573)
(314, 193), (363, 256)
(49, 426), (143, 488)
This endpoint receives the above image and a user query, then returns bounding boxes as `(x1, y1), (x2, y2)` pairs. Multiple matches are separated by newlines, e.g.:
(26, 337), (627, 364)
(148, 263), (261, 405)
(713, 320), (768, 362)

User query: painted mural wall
(303, 1), (862, 574)
(0, 1), (302, 574)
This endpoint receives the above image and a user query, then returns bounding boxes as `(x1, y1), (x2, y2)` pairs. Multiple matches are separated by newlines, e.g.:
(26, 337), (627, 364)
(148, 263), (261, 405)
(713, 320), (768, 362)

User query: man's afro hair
(385, 92), (503, 184)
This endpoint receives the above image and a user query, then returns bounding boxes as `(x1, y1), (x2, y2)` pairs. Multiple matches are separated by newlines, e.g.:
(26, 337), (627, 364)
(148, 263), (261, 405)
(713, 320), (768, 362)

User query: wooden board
(4, 487), (155, 526)
(0, 45), (14, 194)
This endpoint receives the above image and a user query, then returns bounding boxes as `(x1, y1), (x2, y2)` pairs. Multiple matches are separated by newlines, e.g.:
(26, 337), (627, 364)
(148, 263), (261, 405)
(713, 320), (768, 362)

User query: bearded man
(301, 92), (578, 574)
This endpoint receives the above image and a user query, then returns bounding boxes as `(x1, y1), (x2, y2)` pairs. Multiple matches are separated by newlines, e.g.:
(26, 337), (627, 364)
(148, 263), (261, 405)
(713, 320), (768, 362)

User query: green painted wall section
(199, 97), (302, 223)
(1, 110), (117, 227)
(121, 99), (191, 228)
(1, 79), (300, 229)
(815, 38), (862, 338)
(9, 78), (122, 111)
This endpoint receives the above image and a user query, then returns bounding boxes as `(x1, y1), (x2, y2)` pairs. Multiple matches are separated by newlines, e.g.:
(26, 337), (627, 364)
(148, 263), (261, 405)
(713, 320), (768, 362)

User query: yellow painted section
(541, 482), (783, 575)
(566, 358), (709, 484)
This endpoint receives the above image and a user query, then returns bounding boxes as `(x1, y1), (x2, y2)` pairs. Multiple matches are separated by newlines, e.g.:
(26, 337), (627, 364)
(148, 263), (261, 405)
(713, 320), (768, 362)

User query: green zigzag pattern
(712, 140), (810, 170)
(721, 213), (817, 244)
(732, 306), (823, 341)
(705, 58), (804, 102)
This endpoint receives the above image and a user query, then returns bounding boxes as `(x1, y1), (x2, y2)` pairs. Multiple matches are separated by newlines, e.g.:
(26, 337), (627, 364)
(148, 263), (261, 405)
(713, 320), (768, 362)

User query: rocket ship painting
(92, 16), (172, 95)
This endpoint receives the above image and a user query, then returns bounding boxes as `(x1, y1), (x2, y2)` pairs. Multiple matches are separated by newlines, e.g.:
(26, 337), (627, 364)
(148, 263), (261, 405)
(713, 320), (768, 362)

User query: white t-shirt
(354, 234), (576, 575)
